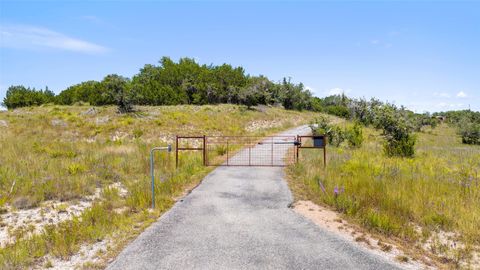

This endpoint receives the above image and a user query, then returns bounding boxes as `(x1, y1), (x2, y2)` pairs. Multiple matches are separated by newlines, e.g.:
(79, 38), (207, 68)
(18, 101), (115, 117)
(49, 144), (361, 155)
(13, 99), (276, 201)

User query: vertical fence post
(324, 136), (327, 168)
(296, 135), (300, 163)
(175, 136), (179, 168)
(203, 135), (206, 166)
(226, 138), (229, 166)
(150, 149), (155, 208)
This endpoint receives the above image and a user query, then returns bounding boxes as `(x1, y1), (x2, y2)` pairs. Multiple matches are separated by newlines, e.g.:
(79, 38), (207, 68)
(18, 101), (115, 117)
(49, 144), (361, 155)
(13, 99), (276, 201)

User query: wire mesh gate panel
(205, 136), (297, 166)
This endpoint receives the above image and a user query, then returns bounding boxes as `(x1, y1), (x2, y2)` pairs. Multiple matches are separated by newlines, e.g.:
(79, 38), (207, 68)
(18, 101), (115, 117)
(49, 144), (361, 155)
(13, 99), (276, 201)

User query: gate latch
(294, 140), (301, 146)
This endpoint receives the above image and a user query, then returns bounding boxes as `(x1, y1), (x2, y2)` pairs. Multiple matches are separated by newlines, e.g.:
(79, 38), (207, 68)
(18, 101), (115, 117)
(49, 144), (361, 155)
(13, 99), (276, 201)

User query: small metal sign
(313, 136), (325, 148)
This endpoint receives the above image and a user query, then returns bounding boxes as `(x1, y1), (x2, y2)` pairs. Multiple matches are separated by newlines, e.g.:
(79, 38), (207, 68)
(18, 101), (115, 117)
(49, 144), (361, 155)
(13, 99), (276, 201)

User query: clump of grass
(12, 196), (37, 210)
(395, 255), (409, 263)
(67, 163), (86, 175)
(44, 259), (53, 268)
(288, 124), (480, 266)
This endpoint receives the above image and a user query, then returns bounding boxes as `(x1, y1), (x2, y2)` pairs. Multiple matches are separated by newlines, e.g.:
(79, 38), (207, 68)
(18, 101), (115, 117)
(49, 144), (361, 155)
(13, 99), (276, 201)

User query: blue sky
(1, 1), (479, 112)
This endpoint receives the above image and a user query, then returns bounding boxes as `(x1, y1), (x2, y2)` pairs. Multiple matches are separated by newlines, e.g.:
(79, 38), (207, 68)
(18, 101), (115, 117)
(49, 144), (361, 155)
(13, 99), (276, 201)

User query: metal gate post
(150, 145), (172, 208)
(296, 135), (299, 163)
(324, 136), (327, 168)
(203, 135), (206, 166)
(226, 139), (229, 166)
(175, 136), (179, 168)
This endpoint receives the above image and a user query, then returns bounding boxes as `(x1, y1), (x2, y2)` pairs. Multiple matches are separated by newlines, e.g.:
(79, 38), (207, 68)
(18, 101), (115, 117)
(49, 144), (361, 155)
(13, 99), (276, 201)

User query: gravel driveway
(107, 126), (401, 270)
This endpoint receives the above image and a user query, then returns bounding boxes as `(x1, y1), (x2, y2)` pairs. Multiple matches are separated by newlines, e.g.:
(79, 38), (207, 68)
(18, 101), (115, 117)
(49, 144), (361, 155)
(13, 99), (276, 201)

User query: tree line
(3, 56), (478, 149)
(3, 57), (313, 112)
(316, 94), (479, 149)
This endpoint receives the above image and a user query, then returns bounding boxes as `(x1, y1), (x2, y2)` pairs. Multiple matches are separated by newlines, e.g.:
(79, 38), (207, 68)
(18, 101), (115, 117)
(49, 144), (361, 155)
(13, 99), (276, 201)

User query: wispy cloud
(368, 30), (402, 49)
(456, 91), (467, 98)
(436, 102), (464, 109)
(0, 24), (108, 54)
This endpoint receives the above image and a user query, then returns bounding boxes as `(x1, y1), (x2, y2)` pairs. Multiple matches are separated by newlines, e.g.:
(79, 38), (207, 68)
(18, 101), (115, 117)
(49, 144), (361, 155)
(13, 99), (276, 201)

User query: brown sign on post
(296, 135), (327, 168)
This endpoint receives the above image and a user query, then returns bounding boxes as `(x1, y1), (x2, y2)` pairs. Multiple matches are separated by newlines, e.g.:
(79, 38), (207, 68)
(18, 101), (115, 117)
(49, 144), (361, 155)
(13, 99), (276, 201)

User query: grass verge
(287, 124), (480, 269)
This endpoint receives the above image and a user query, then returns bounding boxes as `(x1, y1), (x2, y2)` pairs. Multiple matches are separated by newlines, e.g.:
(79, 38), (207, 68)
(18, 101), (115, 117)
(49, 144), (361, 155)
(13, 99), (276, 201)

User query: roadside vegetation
(288, 120), (480, 268)
(0, 104), (318, 269)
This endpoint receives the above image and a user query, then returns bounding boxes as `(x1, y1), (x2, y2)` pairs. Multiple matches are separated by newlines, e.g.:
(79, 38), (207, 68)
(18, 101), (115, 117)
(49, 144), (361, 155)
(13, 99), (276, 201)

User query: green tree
(101, 74), (134, 113)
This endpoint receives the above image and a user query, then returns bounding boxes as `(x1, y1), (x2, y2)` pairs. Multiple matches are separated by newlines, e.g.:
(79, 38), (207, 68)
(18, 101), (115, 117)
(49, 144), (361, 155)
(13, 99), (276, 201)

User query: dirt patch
(245, 120), (283, 132)
(37, 239), (109, 270)
(0, 182), (129, 248)
(293, 200), (431, 270)
(0, 191), (100, 248)
(104, 145), (136, 155)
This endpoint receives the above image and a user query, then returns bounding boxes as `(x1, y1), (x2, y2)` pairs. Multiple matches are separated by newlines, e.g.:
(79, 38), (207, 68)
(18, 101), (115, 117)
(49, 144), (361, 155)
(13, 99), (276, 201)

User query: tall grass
(0, 104), (318, 268)
(288, 124), (480, 266)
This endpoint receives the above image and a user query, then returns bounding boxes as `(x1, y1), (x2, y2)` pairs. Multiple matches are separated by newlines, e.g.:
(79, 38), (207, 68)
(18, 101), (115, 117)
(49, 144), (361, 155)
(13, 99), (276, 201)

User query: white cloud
(456, 91), (467, 98)
(370, 40), (380, 45)
(305, 86), (314, 92)
(434, 92), (451, 98)
(327, 88), (350, 96)
(0, 24), (108, 54)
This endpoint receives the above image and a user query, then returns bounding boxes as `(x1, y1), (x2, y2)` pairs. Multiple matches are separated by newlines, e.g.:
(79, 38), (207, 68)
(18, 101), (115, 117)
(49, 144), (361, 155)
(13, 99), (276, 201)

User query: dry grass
(287, 124), (480, 268)
(0, 104), (318, 269)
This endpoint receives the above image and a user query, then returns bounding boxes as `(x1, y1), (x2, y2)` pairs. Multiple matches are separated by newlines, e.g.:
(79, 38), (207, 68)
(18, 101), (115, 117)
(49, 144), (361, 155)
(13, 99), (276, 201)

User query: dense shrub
(374, 105), (416, 157)
(459, 122), (480, 145)
(345, 122), (364, 148)
(2, 86), (55, 109)
(55, 81), (108, 106)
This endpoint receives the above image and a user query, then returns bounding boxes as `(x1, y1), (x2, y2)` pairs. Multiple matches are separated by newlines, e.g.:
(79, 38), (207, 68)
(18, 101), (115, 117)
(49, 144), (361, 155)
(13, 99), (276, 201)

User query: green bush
(375, 105), (416, 157)
(310, 116), (345, 147)
(345, 122), (363, 148)
(459, 122), (480, 145)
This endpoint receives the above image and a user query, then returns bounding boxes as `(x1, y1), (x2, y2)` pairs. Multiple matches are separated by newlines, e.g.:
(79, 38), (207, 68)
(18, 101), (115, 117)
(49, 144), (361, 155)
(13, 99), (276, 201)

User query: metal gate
(175, 135), (327, 167)
(205, 136), (297, 167)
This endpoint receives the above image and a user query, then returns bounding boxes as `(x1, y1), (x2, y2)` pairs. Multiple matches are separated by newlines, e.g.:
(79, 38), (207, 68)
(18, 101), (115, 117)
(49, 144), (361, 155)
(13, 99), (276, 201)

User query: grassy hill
(288, 120), (480, 269)
(0, 104), (319, 269)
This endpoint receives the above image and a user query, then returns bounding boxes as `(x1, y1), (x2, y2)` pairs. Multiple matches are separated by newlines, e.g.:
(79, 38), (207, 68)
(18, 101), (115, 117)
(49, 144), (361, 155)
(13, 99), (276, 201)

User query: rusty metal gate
(175, 135), (326, 167)
(205, 136), (297, 167)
